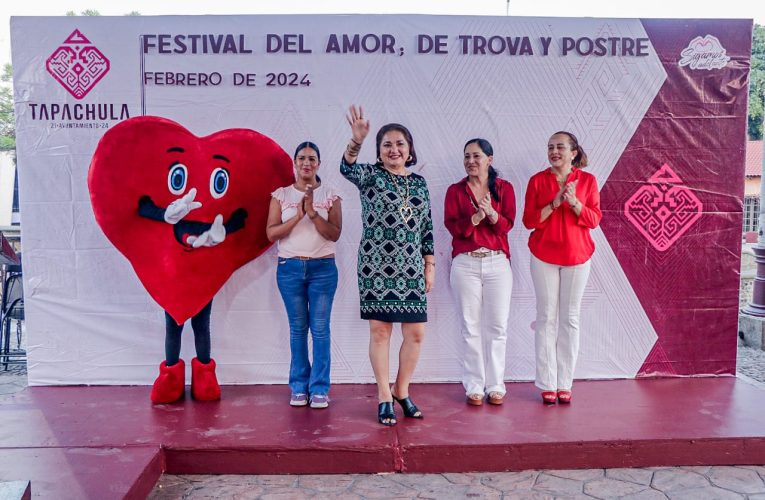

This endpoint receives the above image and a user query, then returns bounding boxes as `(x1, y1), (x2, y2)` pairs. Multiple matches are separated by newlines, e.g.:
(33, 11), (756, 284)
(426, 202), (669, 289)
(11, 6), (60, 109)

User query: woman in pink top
(266, 142), (342, 409)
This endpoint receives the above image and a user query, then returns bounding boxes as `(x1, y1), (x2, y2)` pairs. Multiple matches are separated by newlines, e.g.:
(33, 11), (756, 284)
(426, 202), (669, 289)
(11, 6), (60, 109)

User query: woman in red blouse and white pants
(445, 138), (516, 406)
(522, 131), (602, 405)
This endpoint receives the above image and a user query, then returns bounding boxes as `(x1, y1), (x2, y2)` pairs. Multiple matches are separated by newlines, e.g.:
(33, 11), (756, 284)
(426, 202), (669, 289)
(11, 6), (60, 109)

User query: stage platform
(1, 377), (764, 498)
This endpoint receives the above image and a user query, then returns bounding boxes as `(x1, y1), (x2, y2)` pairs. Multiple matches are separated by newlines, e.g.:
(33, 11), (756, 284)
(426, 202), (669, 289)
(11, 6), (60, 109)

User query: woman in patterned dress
(341, 105), (435, 426)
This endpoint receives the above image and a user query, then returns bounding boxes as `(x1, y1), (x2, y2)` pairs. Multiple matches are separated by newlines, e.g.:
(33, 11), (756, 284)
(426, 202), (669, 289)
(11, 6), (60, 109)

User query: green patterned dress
(341, 158), (434, 322)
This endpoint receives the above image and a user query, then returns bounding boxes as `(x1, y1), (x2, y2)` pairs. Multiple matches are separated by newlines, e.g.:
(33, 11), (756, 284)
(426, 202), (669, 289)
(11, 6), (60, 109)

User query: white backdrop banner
(12, 14), (724, 385)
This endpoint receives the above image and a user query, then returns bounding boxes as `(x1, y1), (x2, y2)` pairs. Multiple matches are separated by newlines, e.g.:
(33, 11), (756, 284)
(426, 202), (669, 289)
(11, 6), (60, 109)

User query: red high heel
(541, 391), (557, 404)
(150, 359), (185, 404)
(191, 357), (221, 401)
(557, 390), (572, 404)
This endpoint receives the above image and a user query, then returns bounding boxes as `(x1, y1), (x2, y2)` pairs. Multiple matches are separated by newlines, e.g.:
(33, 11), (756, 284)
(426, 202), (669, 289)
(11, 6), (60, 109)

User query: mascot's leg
(190, 301), (220, 401)
(150, 313), (186, 404)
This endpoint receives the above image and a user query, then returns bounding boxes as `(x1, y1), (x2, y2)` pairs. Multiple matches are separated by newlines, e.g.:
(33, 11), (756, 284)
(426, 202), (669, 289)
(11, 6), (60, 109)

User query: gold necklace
(554, 169), (571, 187)
(387, 170), (413, 223)
(469, 196), (479, 211)
(467, 183), (488, 211)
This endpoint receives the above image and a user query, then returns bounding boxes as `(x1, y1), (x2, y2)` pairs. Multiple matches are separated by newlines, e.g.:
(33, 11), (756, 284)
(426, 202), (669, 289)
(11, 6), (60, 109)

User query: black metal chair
(1, 263), (25, 370)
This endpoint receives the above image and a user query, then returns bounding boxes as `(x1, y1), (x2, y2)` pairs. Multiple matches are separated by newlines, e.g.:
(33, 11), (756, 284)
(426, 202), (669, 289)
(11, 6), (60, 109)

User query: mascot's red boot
(192, 357), (221, 401)
(150, 359), (185, 404)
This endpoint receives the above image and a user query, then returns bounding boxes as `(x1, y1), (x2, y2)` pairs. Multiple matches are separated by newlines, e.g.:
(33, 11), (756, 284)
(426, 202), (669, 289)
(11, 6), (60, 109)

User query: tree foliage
(749, 24), (765, 140)
(0, 64), (15, 151)
(66, 10), (101, 16)
(66, 10), (140, 16)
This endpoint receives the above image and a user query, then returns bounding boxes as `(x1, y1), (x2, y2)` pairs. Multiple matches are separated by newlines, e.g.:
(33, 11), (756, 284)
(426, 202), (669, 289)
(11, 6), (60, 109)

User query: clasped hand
(553, 180), (579, 208)
(303, 184), (317, 219)
(562, 180), (579, 207)
(473, 193), (496, 223)
(478, 193), (496, 219)
(293, 185), (317, 220)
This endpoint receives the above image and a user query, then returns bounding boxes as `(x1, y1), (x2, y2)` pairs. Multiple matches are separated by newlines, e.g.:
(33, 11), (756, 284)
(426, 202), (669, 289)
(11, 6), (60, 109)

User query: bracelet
(308, 212), (319, 220)
(350, 138), (362, 146)
(346, 143), (360, 156)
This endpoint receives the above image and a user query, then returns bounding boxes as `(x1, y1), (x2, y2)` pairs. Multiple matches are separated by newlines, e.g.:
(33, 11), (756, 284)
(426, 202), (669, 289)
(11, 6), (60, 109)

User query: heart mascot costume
(88, 116), (294, 403)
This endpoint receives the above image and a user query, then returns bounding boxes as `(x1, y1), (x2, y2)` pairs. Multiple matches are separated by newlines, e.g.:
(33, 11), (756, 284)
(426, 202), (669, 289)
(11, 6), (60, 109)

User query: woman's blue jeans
(276, 257), (338, 396)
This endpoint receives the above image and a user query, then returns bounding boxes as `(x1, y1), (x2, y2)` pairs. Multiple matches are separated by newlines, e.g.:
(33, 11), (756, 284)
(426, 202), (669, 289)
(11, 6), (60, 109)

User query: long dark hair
(464, 138), (500, 202)
(293, 141), (321, 182)
(375, 123), (417, 167)
(551, 131), (588, 168)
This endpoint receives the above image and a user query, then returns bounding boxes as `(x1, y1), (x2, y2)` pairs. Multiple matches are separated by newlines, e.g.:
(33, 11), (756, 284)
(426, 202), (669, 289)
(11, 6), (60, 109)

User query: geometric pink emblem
(624, 163), (703, 251)
(45, 30), (110, 100)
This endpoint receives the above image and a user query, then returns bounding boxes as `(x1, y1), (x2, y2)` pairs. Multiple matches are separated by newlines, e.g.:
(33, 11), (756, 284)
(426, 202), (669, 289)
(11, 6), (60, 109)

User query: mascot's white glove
(187, 214), (226, 248)
(164, 188), (202, 224)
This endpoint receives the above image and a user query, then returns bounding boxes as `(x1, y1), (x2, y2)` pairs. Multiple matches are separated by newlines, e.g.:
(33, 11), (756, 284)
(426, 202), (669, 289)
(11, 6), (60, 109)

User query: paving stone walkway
(3, 348), (765, 499)
(150, 466), (765, 499)
(737, 345), (765, 383)
(0, 363), (26, 396)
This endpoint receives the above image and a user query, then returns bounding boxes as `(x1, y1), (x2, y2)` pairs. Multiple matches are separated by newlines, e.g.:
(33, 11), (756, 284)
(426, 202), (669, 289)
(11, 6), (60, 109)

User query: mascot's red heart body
(88, 116), (294, 403)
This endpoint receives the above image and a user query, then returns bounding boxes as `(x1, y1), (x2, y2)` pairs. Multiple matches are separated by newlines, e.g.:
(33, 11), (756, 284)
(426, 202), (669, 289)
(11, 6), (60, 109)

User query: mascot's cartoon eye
(168, 164), (188, 195)
(210, 168), (229, 199)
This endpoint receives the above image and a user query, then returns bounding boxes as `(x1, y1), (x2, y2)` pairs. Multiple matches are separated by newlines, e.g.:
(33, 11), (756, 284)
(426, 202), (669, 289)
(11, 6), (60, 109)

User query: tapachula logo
(46, 29), (110, 99)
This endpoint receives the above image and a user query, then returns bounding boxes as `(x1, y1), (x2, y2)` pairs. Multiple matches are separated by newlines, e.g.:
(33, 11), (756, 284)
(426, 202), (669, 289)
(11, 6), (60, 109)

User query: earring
(377, 157), (382, 163)
(407, 155), (413, 162)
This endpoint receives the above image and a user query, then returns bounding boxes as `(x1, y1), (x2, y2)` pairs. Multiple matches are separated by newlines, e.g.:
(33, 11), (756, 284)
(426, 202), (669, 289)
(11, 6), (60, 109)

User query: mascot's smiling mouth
(138, 195), (248, 249)
(173, 209), (247, 248)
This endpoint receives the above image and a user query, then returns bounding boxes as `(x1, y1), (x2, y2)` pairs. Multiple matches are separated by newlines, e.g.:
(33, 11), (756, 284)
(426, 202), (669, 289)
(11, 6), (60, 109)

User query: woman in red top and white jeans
(445, 138), (516, 406)
(522, 131), (602, 405)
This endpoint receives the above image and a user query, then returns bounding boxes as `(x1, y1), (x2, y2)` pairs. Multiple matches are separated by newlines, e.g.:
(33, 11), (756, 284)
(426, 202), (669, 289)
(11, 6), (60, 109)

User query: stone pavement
(149, 466), (765, 499)
(2, 351), (765, 499)
(737, 345), (765, 383)
(0, 363), (27, 397)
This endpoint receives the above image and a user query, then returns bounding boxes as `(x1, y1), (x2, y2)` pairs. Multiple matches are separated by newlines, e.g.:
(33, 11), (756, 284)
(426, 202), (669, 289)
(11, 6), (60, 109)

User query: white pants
(450, 253), (513, 396)
(530, 254), (591, 392)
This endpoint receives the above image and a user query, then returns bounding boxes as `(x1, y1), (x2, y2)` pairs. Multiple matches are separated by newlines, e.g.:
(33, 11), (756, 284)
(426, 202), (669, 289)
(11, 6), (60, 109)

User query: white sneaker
(310, 394), (329, 409)
(290, 393), (308, 406)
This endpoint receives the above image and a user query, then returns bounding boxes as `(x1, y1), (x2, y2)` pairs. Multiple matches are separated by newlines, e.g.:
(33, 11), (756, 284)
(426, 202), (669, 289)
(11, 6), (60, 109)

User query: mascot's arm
(138, 195), (166, 222)
(224, 208), (247, 233)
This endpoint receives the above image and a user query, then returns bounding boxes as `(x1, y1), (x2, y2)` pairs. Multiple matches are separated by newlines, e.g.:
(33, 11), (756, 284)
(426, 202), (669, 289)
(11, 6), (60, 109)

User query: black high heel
(378, 401), (397, 426)
(392, 393), (423, 419)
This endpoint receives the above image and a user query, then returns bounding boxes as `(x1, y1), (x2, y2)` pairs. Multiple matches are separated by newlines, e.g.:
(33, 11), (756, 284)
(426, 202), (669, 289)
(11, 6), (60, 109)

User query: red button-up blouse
(444, 177), (516, 259)
(522, 167), (602, 266)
